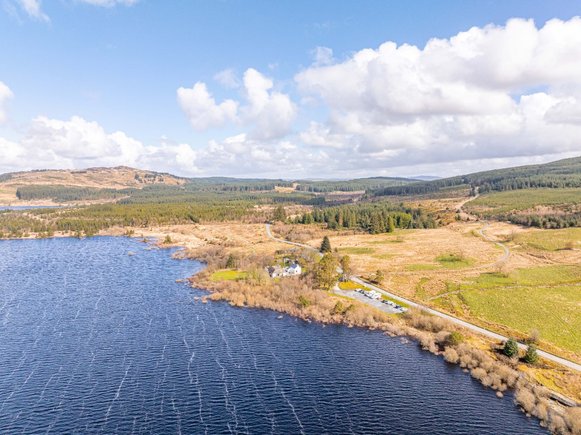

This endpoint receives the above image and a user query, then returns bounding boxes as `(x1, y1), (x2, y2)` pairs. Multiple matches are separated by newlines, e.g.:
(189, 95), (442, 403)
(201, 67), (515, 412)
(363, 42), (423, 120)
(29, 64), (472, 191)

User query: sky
(1, 0), (581, 179)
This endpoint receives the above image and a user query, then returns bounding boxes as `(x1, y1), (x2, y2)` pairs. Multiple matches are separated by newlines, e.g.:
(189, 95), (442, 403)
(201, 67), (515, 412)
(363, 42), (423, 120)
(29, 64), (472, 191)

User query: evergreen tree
(503, 338), (519, 358)
(226, 254), (237, 269)
(340, 255), (352, 278)
(314, 253), (338, 290)
(387, 216), (396, 233)
(273, 205), (286, 222)
(523, 345), (539, 364)
(320, 236), (332, 253)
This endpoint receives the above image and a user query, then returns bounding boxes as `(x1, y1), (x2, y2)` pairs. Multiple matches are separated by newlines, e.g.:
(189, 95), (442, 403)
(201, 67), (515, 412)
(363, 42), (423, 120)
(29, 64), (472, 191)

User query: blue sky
(1, 1), (581, 178)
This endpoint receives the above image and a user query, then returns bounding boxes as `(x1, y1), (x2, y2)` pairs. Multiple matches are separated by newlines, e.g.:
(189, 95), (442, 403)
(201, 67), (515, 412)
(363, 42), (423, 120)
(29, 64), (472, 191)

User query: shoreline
(1, 229), (580, 433)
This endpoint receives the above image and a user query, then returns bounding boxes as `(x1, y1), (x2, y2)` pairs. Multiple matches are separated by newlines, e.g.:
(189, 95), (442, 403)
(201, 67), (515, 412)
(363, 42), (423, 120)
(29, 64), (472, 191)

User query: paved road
(264, 223), (581, 373)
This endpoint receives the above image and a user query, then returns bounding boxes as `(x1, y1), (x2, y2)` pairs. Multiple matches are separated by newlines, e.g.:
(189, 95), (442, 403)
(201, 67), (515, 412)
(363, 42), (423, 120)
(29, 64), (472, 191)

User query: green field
(467, 188), (581, 215)
(514, 228), (581, 251)
(210, 269), (248, 282)
(436, 253), (473, 269)
(437, 265), (581, 355)
(338, 280), (365, 290)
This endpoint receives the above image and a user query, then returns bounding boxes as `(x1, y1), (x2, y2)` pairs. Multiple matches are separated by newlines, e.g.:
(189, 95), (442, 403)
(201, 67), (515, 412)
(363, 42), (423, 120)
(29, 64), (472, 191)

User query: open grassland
(304, 223), (499, 278)
(466, 188), (581, 215)
(514, 227), (581, 251)
(434, 265), (581, 360)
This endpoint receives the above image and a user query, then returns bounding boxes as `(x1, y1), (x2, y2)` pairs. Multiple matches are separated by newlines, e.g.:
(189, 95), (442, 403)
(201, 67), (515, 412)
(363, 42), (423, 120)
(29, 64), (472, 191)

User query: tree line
(375, 156), (581, 197)
(293, 203), (437, 233)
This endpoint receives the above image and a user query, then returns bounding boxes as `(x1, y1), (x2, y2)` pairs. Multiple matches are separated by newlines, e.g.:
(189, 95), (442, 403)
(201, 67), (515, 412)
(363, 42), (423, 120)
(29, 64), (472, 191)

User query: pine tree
(320, 236), (332, 253)
(273, 205), (286, 222)
(523, 345), (539, 364)
(314, 253), (338, 290)
(503, 338), (519, 358)
(387, 216), (396, 233)
(226, 254), (237, 269)
(340, 255), (351, 277)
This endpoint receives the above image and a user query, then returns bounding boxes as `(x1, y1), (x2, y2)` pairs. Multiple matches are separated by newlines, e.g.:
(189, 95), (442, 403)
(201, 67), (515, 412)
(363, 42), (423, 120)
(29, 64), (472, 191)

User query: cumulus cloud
(0, 82), (13, 123)
(293, 17), (581, 172)
(178, 68), (296, 140)
(0, 113), (315, 177)
(177, 83), (239, 131)
(0, 116), (202, 176)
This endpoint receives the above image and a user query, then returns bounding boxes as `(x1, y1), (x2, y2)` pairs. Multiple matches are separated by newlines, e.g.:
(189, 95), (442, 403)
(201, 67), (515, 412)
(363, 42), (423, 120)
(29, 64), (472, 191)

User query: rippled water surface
(0, 237), (546, 434)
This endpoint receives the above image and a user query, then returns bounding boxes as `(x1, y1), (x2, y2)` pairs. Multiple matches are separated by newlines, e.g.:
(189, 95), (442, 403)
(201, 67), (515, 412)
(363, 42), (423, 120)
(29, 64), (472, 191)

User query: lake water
(0, 205), (58, 211)
(0, 237), (546, 434)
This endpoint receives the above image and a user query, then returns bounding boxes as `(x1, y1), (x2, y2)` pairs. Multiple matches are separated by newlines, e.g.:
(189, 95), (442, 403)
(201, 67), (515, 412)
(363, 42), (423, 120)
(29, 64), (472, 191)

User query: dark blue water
(0, 206), (58, 210)
(0, 237), (546, 434)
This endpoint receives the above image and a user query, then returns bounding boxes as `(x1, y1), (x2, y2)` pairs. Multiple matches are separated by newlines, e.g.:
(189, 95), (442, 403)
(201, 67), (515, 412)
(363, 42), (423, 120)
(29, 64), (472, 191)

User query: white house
(286, 263), (302, 276)
(266, 262), (302, 278)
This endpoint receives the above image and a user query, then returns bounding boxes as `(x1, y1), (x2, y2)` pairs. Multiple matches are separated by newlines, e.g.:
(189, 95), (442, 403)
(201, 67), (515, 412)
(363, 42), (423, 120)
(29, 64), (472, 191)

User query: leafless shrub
(564, 407), (581, 434)
(443, 347), (459, 364)
(471, 367), (487, 381)
(515, 386), (536, 413)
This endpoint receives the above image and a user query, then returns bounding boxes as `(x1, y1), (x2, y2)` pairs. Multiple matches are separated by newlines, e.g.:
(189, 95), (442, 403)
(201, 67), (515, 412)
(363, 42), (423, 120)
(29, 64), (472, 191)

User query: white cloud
(0, 82), (13, 124)
(294, 17), (581, 172)
(0, 115), (200, 176)
(241, 68), (297, 140)
(214, 68), (240, 89)
(178, 68), (296, 140)
(16, 0), (49, 22)
(177, 82), (239, 131)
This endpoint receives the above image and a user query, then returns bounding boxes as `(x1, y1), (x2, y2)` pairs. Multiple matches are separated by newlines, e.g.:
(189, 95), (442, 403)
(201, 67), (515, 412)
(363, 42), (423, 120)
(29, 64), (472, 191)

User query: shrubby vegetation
(295, 202), (437, 233)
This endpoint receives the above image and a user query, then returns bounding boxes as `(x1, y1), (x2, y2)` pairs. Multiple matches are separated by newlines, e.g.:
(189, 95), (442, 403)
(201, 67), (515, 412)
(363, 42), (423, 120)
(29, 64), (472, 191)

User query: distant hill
(374, 156), (581, 197)
(0, 166), (186, 190)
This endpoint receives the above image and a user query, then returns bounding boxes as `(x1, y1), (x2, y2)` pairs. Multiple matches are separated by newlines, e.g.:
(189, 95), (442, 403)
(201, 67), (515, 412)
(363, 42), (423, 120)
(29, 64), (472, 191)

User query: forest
(374, 156), (581, 197)
(294, 177), (415, 193)
(294, 202), (438, 233)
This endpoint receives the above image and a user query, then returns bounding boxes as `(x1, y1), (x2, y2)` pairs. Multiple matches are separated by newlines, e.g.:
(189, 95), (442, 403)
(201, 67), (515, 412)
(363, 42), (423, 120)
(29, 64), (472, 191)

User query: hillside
(374, 156), (581, 197)
(0, 167), (187, 205)
(0, 166), (186, 190)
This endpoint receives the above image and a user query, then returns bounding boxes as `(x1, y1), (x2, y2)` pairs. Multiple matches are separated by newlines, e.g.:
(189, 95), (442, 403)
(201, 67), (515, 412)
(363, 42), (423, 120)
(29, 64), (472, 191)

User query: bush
(298, 295), (311, 308)
(503, 338), (519, 358)
(447, 331), (464, 346)
(523, 344), (539, 365)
